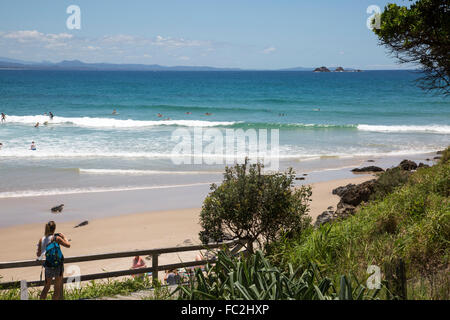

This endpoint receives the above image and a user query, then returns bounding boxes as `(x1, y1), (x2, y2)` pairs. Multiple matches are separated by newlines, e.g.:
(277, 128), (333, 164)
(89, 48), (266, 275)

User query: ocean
(0, 70), (448, 201)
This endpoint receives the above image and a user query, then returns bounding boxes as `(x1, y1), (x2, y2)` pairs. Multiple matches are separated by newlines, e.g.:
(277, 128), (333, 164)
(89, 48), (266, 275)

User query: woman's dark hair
(45, 221), (56, 236)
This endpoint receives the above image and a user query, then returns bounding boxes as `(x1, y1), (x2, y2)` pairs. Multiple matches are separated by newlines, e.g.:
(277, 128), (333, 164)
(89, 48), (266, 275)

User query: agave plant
(173, 250), (381, 300)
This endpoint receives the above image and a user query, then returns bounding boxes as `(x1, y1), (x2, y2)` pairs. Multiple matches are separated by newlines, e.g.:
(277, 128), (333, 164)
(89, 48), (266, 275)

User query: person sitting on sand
(30, 141), (36, 150)
(1, 113), (5, 122)
(36, 221), (71, 300)
(164, 269), (180, 285)
(130, 255), (146, 278)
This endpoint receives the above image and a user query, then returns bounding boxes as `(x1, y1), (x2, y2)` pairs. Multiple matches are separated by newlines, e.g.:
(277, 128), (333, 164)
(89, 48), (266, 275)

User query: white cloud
(262, 46), (276, 54)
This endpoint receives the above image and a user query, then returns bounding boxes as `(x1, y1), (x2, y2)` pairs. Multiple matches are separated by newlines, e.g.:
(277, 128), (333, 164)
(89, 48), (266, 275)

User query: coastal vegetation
(268, 150), (449, 300)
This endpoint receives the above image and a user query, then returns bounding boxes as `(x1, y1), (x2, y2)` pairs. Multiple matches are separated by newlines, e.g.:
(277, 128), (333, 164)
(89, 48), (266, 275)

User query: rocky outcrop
(351, 166), (384, 173)
(314, 66), (331, 72)
(338, 179), (376, 207)
(314, 209), (336, 227)
(334, 66), (345, 72)
(329, 179), (377, 218)
(398, 160), (417, 171)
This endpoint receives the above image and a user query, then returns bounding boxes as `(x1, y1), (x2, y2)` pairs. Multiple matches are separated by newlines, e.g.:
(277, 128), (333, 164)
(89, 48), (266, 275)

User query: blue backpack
(44, 235), (64, 268)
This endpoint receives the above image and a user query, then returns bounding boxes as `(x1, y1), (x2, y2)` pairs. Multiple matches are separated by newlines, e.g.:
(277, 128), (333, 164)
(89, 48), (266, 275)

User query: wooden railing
(0, 240), (244, 291)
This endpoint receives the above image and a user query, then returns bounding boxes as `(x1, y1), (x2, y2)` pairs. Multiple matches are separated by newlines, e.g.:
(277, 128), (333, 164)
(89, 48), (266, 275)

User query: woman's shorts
(45, 265), (64, 279)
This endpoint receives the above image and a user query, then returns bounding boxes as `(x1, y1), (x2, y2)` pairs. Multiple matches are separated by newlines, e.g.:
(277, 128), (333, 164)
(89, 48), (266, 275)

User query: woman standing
(36, 221), (71, 300)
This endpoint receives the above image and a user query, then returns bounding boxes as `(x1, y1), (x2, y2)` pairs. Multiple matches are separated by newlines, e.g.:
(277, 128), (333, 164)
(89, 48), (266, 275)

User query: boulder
(351, 166), (384, 173)
(334, 66), (345, 72)
(418, 162), (429, 168)
(314, 210), (335, 227)
(335, 202), (357, 217)
(74, 220), (88, 228)
(295, 177), (305, 180)
(398, 160), (417, 171)
(338, 179), (377, 207)
(332, 183), (355, 197)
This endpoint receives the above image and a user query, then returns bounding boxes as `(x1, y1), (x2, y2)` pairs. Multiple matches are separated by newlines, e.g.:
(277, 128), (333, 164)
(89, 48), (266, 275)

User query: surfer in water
(49, 112), (54, 120)
(30, 141), (36, 150)
(112, 109), (117, 115)
(1, 113), (5, 122)
(34, 122), (40, 128)
(0, 142), (3, 150)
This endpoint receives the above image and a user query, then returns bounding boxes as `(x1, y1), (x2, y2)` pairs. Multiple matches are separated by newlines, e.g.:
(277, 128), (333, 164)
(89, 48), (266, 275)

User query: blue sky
(0, 0), (411, 69)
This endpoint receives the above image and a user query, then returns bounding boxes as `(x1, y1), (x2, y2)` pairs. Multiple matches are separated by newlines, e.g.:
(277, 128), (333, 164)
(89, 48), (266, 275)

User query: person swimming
(34, 122), (40, 128)
(205, 112), (212, 116)
(30, 141), (36, 150)
(112, 109), (117, 115)
(157, 113), (163, 118)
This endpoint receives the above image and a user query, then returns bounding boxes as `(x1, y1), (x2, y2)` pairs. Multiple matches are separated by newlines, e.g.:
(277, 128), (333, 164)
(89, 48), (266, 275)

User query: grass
(0, 275), (157, 300)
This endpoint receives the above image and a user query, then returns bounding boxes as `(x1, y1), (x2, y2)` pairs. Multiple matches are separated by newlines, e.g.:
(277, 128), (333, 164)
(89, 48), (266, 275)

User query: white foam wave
(0, 182), (214, 199)
(4, 115), (236, 128)
(357, 124), (450, 134)
(78, 168), (221, 175)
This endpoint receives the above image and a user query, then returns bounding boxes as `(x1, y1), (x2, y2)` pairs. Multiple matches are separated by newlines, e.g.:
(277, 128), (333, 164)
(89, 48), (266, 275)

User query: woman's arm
(55, 234), (71, 248)
(36, 239), (42, 257)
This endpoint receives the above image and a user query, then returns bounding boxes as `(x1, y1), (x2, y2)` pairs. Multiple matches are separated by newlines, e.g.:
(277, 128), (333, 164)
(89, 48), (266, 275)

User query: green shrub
(199, 160), (312, 252)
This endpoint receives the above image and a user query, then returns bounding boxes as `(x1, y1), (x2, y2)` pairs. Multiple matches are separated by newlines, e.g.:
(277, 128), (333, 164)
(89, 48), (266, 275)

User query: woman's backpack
(44, 235), (64, 268)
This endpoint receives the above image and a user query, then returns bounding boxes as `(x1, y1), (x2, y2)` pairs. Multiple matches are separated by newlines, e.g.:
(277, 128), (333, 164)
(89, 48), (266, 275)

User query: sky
(0, 0), (412, 69)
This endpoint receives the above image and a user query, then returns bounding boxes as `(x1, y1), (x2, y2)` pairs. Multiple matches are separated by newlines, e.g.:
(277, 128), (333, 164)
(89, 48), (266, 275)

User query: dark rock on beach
(331, 180), (377, 217)
(74, 220), (89, 228)
(351, 166), (384, 173)
(367, 160), (375, 162)
(418, 162), (429, 168)
(398, 160), (417, 171)
(295, 177), (305, 180)
(338, 179), (376, 207)
(314, 210), (336, 227)
(51, 204), (64, 213)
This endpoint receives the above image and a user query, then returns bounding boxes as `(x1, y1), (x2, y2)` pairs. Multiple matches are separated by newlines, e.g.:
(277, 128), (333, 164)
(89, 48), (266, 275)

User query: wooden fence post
(384, 258), (407, 300)
(20, 280), (28, 300)
(152, 254), (159, 284)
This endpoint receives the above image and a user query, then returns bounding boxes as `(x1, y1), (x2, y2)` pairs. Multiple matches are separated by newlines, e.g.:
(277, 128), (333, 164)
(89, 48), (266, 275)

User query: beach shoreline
(0, 175), (375, 283)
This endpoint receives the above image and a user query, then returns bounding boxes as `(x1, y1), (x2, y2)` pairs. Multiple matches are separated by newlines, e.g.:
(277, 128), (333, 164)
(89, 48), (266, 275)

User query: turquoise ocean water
(0, 70), (448, 200)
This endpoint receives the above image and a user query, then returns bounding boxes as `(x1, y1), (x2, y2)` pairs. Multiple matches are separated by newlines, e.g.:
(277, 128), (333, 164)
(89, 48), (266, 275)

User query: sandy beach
(0, 175), (373, 283)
